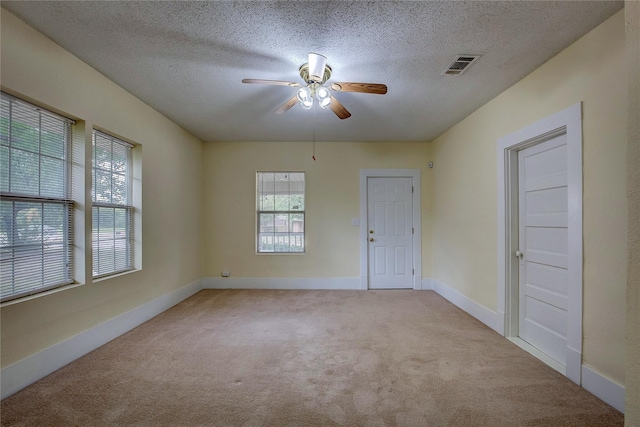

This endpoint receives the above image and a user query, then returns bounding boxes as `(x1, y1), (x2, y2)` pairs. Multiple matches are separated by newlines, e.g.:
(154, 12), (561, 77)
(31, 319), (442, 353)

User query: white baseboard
(430, 279), (502, 333)
(581, 365), (626, 413)
(0, 278), (204, 400)
(203, 276), (361, 290)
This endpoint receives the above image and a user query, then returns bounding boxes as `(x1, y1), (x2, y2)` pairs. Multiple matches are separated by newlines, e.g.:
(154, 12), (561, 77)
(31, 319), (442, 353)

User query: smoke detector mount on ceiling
(442, 55), (481, 76)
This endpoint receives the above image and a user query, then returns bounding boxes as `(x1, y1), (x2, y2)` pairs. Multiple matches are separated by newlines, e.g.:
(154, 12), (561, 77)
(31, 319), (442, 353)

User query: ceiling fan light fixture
(296, 86), (311, 102)
(316, 86), (332, 109)
(307, 52), (327, 83)
(296, 87), (313, 109)
(318, 97), (331, 109)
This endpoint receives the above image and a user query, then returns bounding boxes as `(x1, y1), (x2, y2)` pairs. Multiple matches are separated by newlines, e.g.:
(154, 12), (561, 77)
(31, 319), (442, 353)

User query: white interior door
(518, 134), (569, 366)
(367, 177), (413, 289)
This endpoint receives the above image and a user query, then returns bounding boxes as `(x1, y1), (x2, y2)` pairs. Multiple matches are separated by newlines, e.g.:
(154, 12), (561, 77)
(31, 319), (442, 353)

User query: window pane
(97, 240), (115, 275)
(92, 206), (99, 242)
(0, 100), (9, 145)
(274, 234), (289, 252)
(290, 213), (304, 233)
(112, 142), (127, 173)
(260, 194), (274, 212)
(274, 173), (289, 211)
(13, 245), (44, 291)
(259, 213), (274, 233)
(274, 195), (289, 211)
(0, 256), (15, 297)
(1, 145), (9, 193)
(289, 173), (305, 211)
(99, 207), (115, 238)
(114, 238), (129, 271)
(290, 213), (304, 252)
(40, 118), (65, 159)
(258, 233), (274, 252)
(43, 204), (64, 244)
(15, 202), (42, 245)
(94, 169), (112, 203)
(91, 239), (100, 274)
(290, 234), (304, 252)
(114, 208), (128, 237)
(112, 173), (127, 205)
(258, 173), (274, 211)
(40, 157), (65, 198)
(43, 246), (67, 285)
(10, 107), (39, 153)
(94, 134), (111, 170)
(0, 200), (11, 246)
(114, 206), (130, 271)
(274, 213), (289, 232)
(290, 194), (304, 211)
(10, 149), (39, 195)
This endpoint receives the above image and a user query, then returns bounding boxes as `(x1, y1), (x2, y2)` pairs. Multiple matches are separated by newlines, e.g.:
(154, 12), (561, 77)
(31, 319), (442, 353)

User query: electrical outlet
(221, 271), (230, 277)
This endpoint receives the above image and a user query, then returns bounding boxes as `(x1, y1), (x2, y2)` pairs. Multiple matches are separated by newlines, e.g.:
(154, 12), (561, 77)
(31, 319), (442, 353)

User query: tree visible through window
(257, 172), (305, 253)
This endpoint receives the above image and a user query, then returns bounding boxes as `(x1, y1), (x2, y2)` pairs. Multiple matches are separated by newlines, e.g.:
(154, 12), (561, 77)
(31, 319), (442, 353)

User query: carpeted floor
(0, 290), (624, 426)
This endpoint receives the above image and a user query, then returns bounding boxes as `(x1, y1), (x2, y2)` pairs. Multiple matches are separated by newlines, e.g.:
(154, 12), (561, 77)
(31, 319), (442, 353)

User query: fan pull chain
(312, 105), (317, 161)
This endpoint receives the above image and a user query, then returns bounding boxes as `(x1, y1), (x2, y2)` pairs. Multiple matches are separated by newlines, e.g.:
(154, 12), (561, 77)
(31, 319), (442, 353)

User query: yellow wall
(202, 141), (432, 279)
(430, 11), (628, 385)
(625, 1), (640, 422)
(0, 10), (204, 367)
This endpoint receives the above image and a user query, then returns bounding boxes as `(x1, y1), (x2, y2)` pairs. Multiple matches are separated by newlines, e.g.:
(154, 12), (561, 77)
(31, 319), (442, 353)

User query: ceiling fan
(242, 52), (387, 120)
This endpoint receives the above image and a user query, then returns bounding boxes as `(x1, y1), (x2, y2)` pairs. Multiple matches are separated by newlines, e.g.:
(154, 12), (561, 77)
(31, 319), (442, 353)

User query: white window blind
(0, 92), (75, 302)
(257, 172), (305, 253)
(92, 130), (133, 278)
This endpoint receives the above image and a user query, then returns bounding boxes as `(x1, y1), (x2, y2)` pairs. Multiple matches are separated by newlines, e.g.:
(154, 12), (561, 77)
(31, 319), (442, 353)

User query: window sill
(92, 267), (139, 283)
(255, 252), (306, 256)
(0, 282), (86, 307)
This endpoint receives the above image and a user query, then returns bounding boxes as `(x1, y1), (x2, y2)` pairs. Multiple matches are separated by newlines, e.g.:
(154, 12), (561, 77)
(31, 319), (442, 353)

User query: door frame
(496, 103), (583, 384)
(359, 169), (422, 290)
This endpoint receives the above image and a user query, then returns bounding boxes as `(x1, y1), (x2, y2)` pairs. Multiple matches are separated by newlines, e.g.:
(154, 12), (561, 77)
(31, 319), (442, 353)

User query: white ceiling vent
(441, 55), (480, 76)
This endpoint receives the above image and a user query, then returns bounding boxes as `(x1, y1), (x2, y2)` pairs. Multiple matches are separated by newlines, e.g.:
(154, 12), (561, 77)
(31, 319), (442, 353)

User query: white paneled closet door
(518, 134), (569, 366)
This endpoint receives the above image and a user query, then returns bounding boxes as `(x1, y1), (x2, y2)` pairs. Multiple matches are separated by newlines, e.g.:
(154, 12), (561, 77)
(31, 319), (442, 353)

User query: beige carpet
(1, 290), (623, 426)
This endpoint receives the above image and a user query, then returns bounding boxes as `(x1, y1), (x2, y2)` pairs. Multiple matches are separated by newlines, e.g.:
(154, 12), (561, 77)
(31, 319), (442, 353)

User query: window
(0, 93), (74, 302)
(92, 130), (133, 277)
(257, 172), (305, 253)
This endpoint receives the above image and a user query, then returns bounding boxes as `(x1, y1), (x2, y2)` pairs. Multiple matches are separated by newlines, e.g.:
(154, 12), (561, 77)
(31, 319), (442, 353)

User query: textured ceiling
(1, 1), (623, 142)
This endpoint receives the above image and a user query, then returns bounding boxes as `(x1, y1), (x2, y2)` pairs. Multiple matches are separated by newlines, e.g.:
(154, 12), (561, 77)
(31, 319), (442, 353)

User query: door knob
(369, 238), (375, 242)
(515, 250), (524, 259)
(369, 230), (374, 234)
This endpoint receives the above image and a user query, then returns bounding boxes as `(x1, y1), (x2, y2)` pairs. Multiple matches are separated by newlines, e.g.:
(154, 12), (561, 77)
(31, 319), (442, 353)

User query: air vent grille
(442, 55), (480, 76)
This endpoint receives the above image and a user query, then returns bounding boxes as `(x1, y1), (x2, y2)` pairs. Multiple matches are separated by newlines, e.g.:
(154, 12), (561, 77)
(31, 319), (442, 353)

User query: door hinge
(412, 268), (415, 275)
(411, 186), (414, 193)
(412, 227), (414, 234)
